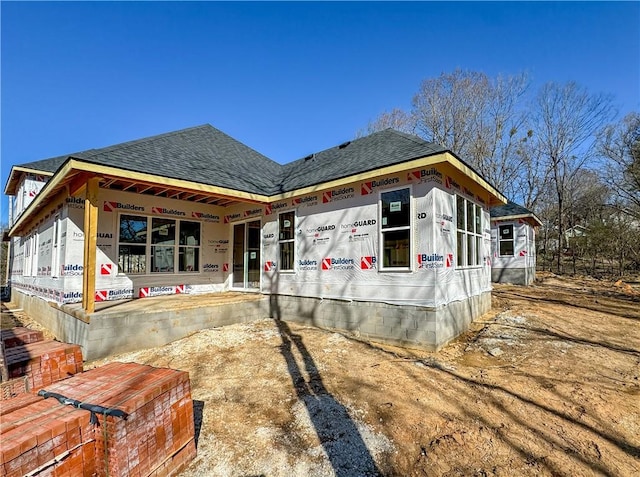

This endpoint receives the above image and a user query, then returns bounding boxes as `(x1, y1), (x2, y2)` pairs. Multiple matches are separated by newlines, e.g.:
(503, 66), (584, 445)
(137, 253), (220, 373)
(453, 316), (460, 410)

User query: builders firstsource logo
(192, 212), (220, 222)
(103, 201), (144, 212)
(61, 264), (84, 276)
(322, 187), (355, 203)
(321, 257), (355, 270)
(152, 206), (186, 216)
(293, 195), (318, 207)
(361, 177), (400, 195)
(360, 256), (377, 269)
(417, 253), (453, 269)
(265, 201), (288, 215)
(224, 213), (242, 223)
(408, 167), (443, 185)
(298, 259), (317, 271)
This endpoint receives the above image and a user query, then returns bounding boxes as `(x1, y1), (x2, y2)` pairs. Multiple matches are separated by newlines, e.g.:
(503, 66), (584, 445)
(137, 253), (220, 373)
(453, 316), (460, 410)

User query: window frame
(117, 214), (202, 275)
(52, 214), (61, 278)
(379, 185), (412, 272)
(278, 210), (296, 272)
(498, 223), (515, 257)
(455, 195), (484, 269)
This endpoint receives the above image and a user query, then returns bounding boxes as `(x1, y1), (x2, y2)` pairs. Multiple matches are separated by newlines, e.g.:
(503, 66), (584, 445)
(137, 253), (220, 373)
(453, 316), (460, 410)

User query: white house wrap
(5, 125), (507, 355)
(490, 202), (542, 285)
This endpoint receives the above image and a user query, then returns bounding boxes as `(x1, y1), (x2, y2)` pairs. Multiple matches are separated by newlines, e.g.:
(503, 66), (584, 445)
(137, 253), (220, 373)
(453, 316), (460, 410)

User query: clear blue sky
(2, 1), (639, 223)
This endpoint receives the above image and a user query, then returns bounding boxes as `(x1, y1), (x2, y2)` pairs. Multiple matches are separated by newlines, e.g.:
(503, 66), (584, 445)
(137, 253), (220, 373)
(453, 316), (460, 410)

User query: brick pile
(0, 362), (196, 477)
(1, 327), (45, 349)
(1, 327), (47, 399)
(0, 395), (96, 477)
(3, 340), (83, 392)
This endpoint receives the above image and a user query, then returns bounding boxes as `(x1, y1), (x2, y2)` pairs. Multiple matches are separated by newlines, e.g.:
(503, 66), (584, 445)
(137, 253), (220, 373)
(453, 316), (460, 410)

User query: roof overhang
(270, 151), (507, 206)
(8, 158), (272, 236)
(9, 151), (508, 237)
(491, 213), (543, 227)
(4, 166), (55, 196)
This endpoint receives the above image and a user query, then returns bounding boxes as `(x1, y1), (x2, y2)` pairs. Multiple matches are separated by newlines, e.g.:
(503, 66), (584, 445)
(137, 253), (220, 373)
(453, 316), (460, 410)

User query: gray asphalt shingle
(490, 201), (536, 218)
(14, 125), (451, 196)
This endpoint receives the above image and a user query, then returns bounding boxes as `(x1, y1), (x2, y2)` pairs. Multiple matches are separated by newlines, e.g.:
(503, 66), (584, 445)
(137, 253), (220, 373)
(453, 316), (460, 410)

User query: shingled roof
(278, 129), (446, 192)
(12, 125), (450, 196)
(71, 125), (282, 195)
(491, 201), (542, 225)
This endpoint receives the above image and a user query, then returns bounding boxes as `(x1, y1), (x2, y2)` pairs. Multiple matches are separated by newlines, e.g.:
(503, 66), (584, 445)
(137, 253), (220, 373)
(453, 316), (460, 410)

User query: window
(499, 224), (514, 256)
(381, 188), (411, 269)
(52, 215), (61, 278)
(23, 236), (31, 277)
(456, 195), (483, 267)
(118, 215), (201, 274)
(179, 221), (200, 272)
(151, 218), (176, 272)
(119, 215), (148, 274)
(279, 211), (295, 271)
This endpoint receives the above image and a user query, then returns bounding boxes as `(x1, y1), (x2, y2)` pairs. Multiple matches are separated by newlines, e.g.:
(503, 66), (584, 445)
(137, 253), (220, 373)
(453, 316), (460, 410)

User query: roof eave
(3, 166), (55, 196)
(491, 213), (543, 227)
(8, 158), (273, 236)
(270, 150), (507, 205)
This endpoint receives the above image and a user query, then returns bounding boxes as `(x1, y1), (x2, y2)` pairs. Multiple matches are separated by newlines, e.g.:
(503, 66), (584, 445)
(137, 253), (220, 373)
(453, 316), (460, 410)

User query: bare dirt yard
(6, 273), (640, 476)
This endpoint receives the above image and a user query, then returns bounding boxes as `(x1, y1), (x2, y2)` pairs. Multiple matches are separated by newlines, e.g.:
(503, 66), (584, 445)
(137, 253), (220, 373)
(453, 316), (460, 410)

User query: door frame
(230, 218), (262, 291)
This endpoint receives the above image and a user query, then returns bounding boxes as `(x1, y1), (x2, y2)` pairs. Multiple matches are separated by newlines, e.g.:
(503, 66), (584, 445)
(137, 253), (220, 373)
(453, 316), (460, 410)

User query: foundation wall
(11, 288), (490, 359)
(491, 266), (536, 286)
(261, 291), (491, 351)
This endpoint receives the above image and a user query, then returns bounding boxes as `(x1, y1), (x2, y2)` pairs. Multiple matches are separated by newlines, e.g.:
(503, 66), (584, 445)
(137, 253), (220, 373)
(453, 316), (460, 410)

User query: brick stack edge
(1, 327), (48, 400)
(1, 327), (45, 348)
(3, 340), (83, 393)
(0, 362), (196, 477)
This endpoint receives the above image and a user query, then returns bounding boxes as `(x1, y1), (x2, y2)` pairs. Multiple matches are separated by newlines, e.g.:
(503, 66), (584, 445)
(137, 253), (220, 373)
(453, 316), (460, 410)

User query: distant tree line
(360, 70), (639, 277)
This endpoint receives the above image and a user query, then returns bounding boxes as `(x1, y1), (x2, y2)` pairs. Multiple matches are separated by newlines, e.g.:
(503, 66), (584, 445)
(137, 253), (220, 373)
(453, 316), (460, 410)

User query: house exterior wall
(8, 161), (496, 354)
(12, 174), (49, 220)
(490, 219), (536, 285)
(10, 189), (233, 304)
(261, 166), (492, 308)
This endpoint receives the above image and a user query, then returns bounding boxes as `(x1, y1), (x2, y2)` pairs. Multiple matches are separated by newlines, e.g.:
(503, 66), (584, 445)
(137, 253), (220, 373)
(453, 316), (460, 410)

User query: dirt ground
(5, 273), (640, 476)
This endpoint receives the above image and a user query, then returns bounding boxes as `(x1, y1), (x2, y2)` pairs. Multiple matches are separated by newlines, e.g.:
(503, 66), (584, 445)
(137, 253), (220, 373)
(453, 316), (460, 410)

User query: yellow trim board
(491, 214), (543, 226)
(69, 160), (272, 203)
(9, 153), (507, 236)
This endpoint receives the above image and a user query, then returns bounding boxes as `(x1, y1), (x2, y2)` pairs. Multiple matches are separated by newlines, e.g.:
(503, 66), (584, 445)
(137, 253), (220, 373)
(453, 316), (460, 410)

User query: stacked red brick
(0, 362), (196, 477)
(3, 340), (83, 392)
(0, 394), (96, 477)
(1, 327), (44, 348)
(1, 327), (46, 399)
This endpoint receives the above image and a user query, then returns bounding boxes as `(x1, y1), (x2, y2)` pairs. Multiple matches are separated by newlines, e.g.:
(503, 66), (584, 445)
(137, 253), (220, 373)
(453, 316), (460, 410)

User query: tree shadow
(271, 305), (383, 476)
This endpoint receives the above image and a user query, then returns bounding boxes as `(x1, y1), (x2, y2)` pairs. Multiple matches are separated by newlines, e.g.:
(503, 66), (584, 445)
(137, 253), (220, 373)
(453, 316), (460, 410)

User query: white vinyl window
(498, 224), (515, 256)
(380, 187), (411, 270)
(31, 232), (39, 276)
(23, 236), (31, 277)
(456, 195), (483, 268)
(118, 215), (201, 274)
(278, 211), (295, 271)
(52, 215), (61, 278)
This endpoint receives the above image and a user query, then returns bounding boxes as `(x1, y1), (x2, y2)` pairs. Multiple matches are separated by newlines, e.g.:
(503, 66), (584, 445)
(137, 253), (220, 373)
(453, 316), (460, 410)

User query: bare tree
(597, 112), (640, 219)
(530, 81), (616, 273)
(361, 70), (531, 198)
(410, 69), (530, 197)
(356, 108), (415, 137)
(513, 129), (551, 211)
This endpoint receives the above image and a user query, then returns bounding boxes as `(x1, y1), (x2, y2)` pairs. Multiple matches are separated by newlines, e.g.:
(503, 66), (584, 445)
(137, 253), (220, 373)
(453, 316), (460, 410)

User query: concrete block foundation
(492, 267), (536, 286)
(10, 289), (491, 359)
(261, 291), (492, 351)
